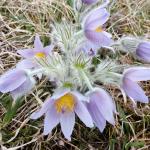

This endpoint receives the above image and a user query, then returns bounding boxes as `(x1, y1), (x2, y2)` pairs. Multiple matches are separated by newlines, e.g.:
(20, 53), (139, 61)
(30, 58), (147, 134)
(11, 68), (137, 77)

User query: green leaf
(109, 139), (117, 150)
(125, 141), (145, 150)
(67, 0), (74, 7)
(117, 103), (131, 135)
(2, 97), (24, 126)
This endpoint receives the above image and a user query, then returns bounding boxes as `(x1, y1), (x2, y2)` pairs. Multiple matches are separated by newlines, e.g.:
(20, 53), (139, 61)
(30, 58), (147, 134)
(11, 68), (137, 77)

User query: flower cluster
(0, 0), (150, 140)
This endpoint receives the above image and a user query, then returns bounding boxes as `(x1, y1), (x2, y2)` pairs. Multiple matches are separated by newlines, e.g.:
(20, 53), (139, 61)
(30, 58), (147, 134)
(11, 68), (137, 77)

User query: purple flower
(0, 69), (35, 100)
(136, 41), (150, 63)
(86, 88), (116, 132)
(84, 7), (113, 47)
(18, 34), (54, 59)
(82, 0), (98, 4)
(122, 67), (150, 103)
(30, 89), (94, 141)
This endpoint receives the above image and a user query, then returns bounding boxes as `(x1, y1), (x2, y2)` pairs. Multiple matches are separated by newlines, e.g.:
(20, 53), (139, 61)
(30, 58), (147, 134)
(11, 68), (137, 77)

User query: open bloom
(86, 88), (116, 132)
(136, 41), (150, 63)
(30, 89), (94, 140)
(84, 7), (112, 47)
(122, 67), (150, 103)
(17, 34), (54, 67)
(82, 0), (98, 4)
(0, 68), (35, 100)
(17, 34), (54, 71)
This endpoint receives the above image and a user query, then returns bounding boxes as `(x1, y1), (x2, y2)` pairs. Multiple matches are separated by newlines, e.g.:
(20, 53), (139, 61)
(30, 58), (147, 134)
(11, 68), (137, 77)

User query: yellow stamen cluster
(35, 52), (46, 58)
(55, 93), (75, 113)
(95, 26), (103, 32)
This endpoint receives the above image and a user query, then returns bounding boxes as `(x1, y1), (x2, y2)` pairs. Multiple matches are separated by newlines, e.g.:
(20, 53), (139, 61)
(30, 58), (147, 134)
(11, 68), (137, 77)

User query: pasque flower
(86, 88), (116, 132)
(82, 0), (98, 4)
(119, 37), (150, 63)
(122, 67), (150, 103)
(84, 7), (112, 47)
(18, 34), (53, 59)
(30, 89), (94, 140)
(17, 34), (54, 68)
(136, 41), (150, 63)
(0, 68), (35, 100)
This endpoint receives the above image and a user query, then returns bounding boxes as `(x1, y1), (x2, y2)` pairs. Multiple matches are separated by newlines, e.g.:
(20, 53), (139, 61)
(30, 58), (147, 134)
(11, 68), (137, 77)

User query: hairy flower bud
(119, 37), (140, 52)
(119, 37), (150, 63)
(136, 41), (150, 63)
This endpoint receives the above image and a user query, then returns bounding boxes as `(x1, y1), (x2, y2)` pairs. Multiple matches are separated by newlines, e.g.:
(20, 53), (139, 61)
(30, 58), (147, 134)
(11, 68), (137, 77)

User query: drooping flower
(30, 89), (94, 140)
(119, 37), (150, 63)
(122, 67), (150, 103)
(136, 41), (150, 63)
(86, 88), (116, 132)
(0, 68), (35, 100)
(18, 34), (54, 59)
(83, 7), (113, 47)
(82, 0), (98, 5)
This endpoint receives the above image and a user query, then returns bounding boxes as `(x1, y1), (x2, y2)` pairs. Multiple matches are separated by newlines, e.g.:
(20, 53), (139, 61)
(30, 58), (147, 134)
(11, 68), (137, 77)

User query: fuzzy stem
(74, 30), (83, 37)
(80, 69), (94, 91)
(109, 72), (123, 78)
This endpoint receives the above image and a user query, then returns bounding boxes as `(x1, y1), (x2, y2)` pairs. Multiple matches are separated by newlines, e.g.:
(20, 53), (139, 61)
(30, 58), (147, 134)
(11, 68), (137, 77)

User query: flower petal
(75, 101), (94, 127)
(16, 59), (37, 69)
(136, 42), (150, 62)
(43, 107), (59, 135)
(85, 30), (113, 46)
(122, 77), (149, 103)
(30, 98), (53, 119)
(84, 8), (109, 30)
(43, 45), (54, 56)
(136, 51), (150, 62)
(124, 67), (150, 82)
(88, 88), (115, 125)
(103, 31), (112, 38)
(0, 69), (27, 93)
(34, 34), (43, 51)
(87, 102), (106, 132)
(60, 112), (75, 141)
(71, 91), (89, 102)
(51, 88), (70, 100)
(17, 49), (34, 58)
(11, 77), (35, 100)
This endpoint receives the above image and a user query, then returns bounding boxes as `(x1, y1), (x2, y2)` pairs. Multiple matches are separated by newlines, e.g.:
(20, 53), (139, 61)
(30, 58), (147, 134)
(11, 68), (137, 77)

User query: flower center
(95, 26), (103, 32)
(55, 93), (75, 113)
(35, 52), (46, 58)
